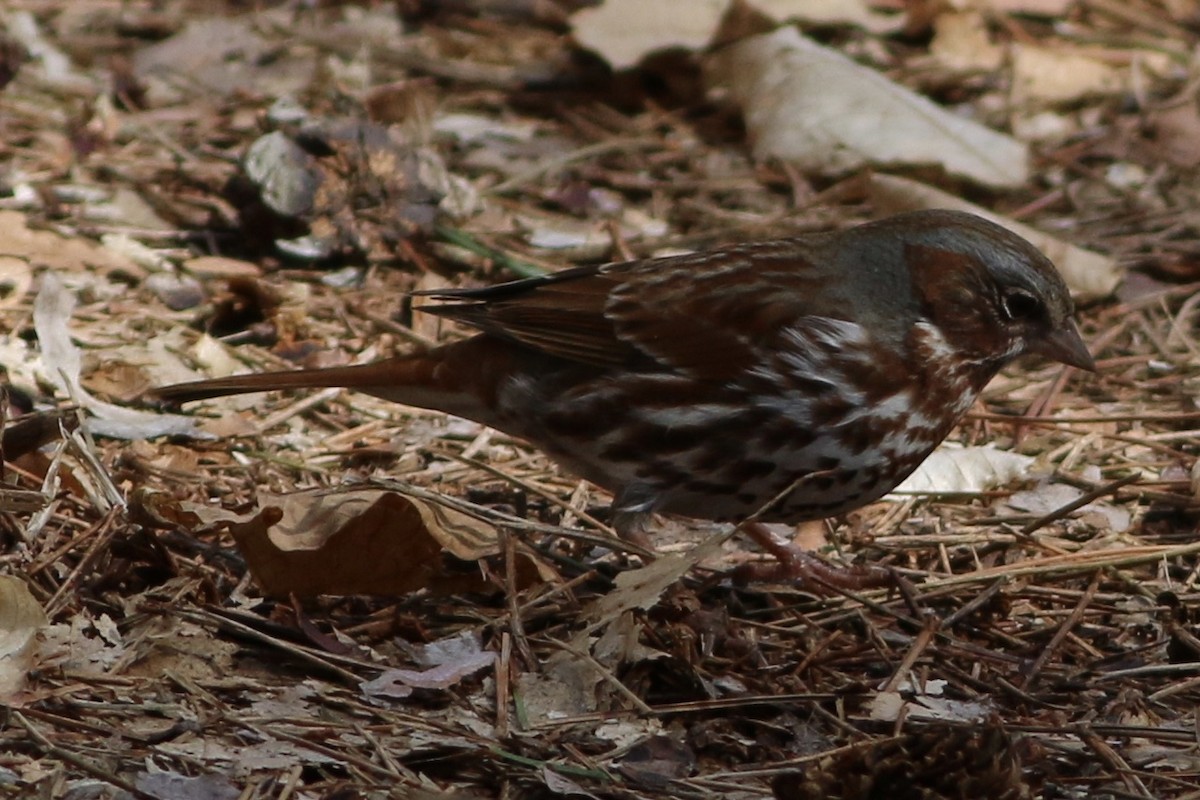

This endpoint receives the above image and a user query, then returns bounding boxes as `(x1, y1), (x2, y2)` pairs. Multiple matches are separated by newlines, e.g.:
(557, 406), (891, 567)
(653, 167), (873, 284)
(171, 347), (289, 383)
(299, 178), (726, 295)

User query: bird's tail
(150, 340), (508, 422)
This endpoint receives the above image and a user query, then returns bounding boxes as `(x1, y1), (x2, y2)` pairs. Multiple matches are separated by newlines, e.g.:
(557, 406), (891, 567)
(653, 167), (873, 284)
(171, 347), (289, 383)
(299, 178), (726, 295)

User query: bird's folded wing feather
(416, 265), (636, 368)
(418, 245), (837, 380)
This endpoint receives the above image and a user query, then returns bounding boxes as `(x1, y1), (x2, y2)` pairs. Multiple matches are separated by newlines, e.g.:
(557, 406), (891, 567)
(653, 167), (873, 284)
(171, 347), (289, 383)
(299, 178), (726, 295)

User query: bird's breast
(481, 318), (983, 525)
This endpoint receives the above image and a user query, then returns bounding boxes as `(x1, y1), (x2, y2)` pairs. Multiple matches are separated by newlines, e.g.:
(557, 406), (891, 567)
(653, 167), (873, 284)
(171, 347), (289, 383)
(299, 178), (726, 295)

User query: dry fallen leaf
(183, 255), (263, 279)
(516, 661), (602, 721)
(754, 0), (900, 32)
(0, 211), (140, 276)
(581, 533), (728, 636)
(981, 0), (1072, 13)
(542, 767), (602, 799)
(132, 15), (314, 98)
(930, 11), (1004, 71)
(0, 575), (48, 699)
(617, 735), (697, 786)
(572, 0), (900, 69)
(1010, 44), (1125, 108)
(868, 690), (996, 723)
(891, 445), (1035, 496)
(34, 272), (198, 440)
(1004, 482), (1132, 533)
(38, 611), (126, 676)
(189, 488), (501, 597)
(135, 771), (240, 800)
(711, 27), (1030, 188)
(156, 737), (342, 773)
(361, 632), (495, 701)
(572, 0), (730, 70)
(0, 256), (32, 309)
(519, 208), (667, 251)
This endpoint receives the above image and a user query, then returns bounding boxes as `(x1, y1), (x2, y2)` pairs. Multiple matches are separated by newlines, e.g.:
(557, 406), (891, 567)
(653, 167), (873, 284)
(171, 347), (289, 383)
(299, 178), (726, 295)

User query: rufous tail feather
(150, 339), (520, 425)
(152, 357), (437, 405)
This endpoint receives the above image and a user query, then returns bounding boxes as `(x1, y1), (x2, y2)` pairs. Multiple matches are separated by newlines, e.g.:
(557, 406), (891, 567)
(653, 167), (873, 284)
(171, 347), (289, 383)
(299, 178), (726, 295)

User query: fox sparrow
(155, 210), (1094, 581)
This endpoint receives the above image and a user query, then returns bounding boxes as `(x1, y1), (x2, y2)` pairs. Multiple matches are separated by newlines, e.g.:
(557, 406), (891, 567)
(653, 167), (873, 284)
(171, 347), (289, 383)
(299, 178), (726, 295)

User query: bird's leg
(613, 504), (889, 591)
(611, 485), (662, 552)
(734, 521), (890, 591)
(611, 509), (655, 550)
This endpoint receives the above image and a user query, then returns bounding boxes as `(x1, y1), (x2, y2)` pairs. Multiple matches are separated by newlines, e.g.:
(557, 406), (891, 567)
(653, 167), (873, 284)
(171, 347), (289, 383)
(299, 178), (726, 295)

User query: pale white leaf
(573, 0), (728, 70)
(136, 771), (240, 800)
(930, 11), (1004, 71)
(412, 629), (487, 668)
(1005, 483), (1132, 533)
(1011, 45), (1125, 107)
(0, 575), (48, 699)
(34, 272), (199, 439)
(360, 651), (495, 699)
(711, 27), (1029, 188)
(190, 334), (246, 378)
(543, 767), (601, 798)
(891, 446), (1035, 496)
(868, 690), (994, 723)
(573, 0), (900, 70)
(753, 0), (900, 33)
(433, 113), (539, 143)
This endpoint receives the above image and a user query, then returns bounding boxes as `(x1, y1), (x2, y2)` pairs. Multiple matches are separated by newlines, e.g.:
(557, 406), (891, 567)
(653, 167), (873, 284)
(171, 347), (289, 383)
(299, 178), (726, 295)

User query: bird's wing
(415, 264), (635, 368)
(417, 241), (840, 380)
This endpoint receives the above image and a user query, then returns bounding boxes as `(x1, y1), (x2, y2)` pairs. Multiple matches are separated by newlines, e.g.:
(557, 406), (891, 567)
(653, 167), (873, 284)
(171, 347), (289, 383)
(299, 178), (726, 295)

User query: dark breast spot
(809, 474), (837, 492)
(760, 421), (817, 450)
(726, 459), (777, 483)
(686, 478), (728, 494)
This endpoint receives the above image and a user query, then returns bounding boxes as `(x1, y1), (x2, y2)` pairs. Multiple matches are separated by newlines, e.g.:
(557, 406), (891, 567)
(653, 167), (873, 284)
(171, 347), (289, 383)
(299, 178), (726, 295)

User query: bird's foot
(733, 521), (890, 593)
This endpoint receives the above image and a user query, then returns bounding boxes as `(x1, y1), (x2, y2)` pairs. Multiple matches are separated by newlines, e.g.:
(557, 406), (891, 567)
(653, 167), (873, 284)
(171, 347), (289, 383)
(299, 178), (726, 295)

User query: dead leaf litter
(2, 1), (1200, 798)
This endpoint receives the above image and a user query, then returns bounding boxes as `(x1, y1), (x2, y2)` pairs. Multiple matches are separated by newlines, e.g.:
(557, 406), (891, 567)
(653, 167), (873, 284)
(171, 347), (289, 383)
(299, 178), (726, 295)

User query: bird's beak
(1032, 319), (1095, 371)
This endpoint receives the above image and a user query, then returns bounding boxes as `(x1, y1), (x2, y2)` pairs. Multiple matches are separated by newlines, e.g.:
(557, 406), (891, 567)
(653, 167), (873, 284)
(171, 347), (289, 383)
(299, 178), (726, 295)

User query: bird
(153, 210), (1094, 584)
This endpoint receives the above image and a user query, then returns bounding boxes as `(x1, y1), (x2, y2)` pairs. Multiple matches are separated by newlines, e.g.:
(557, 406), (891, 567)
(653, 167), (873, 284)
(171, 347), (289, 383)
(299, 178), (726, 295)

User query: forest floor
(2, 1), (1200, 798)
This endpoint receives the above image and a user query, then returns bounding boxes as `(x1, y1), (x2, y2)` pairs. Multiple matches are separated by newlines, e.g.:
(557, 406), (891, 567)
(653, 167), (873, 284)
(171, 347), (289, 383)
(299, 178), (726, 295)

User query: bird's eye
(1001, 289), (1042, 322)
